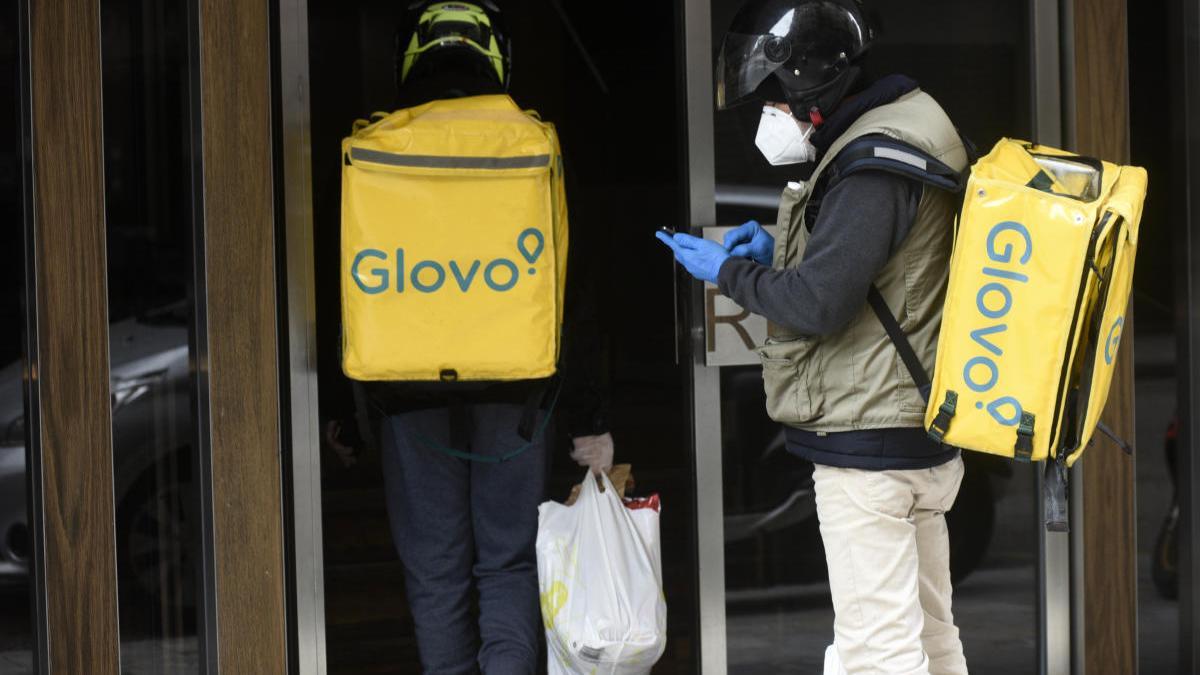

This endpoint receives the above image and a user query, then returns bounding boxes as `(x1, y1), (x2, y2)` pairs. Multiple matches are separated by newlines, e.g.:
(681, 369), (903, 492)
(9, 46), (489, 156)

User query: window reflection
(100, 0), (201, 670)
(1129, 1), (1182, 671)
(0, 0), (33, 671)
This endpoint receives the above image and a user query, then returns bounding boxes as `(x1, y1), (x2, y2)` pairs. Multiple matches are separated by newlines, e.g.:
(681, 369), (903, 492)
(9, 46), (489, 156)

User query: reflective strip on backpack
(350, 147), (551, 170)
(873, 146), (929, 170)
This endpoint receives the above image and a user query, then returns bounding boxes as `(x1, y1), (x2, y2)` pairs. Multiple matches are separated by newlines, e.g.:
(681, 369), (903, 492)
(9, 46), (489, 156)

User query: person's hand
(324, 419), (359, 468)
(571, 432), (614, 475)
(655, 231), (731, 284)
(723, 220), (775, 267)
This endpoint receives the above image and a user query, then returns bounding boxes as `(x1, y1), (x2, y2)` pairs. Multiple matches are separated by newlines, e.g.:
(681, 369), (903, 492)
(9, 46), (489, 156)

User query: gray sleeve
(716, 171), (922, 336)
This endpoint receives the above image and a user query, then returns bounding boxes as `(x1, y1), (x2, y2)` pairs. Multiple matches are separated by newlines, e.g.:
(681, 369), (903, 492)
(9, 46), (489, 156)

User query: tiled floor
(726, 564), (1039, 674)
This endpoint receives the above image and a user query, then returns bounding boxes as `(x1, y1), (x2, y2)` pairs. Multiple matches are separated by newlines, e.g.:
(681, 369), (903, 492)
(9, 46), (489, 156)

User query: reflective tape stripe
(350, 147), (551, 169)
(874, 146), (929, 171)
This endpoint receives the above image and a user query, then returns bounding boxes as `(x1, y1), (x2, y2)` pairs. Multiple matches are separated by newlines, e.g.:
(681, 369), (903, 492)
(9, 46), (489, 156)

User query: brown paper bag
(564, 464), (635, 506)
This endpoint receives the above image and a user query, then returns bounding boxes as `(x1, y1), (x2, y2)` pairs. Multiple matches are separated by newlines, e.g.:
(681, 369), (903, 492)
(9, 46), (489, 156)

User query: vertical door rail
(1031, 2), (1071, 674)
(276, 0), (330, 670)
(680, 1), (727, 673)
(190, 0), (290, 670)
(20, 0), (121, 672)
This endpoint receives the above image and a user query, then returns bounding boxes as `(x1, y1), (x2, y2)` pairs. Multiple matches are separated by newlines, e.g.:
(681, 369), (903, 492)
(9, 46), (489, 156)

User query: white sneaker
(823, 644), (848, 675)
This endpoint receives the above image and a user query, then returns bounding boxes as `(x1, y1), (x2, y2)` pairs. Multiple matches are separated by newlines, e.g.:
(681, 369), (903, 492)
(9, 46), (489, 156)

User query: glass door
(8, 0), (288, 670)
(682, 1), (1044, 672)
(0, 1), (32, 669)
(99, 0), (206, 669)
(283, 1), (700, 672)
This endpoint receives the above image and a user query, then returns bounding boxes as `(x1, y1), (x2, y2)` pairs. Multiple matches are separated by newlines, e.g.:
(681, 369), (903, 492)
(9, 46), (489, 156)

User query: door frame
(17, 0), (291, 671)
(679, 2), (728, 674)
(1030, 2), (1072, 674)
(275, 0), (329, 671)
(190, 0), (290, 669)
(19, 0), (120, 670)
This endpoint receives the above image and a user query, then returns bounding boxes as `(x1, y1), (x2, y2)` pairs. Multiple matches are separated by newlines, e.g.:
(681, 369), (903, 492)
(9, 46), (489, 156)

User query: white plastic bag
(537, 470), (667, 674)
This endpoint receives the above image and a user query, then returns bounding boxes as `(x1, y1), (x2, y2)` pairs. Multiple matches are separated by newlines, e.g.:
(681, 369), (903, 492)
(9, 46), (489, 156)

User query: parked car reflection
(0, 382), (26, 584)
(720, 366), (1009, 587)
(0, 302), (196, 608)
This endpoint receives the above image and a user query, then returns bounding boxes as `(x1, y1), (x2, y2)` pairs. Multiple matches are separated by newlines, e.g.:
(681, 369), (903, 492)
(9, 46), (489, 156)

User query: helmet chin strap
(785, 65), (862, 127)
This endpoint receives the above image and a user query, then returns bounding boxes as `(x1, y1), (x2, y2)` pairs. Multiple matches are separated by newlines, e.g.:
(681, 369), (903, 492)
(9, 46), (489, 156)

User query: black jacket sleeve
(716, 171), (922, 336)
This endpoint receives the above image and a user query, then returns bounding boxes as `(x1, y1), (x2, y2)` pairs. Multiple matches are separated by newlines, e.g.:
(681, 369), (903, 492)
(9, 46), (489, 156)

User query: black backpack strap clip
(928, 391), (959, 444)
(1014, 412), (1036, 462)
(1043, 452), (1070, 532)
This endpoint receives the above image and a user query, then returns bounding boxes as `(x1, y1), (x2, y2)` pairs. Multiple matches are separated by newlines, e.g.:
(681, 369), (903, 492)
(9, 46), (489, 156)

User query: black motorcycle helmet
(716, 0), (874, 123)
(394, 0), (512, 101)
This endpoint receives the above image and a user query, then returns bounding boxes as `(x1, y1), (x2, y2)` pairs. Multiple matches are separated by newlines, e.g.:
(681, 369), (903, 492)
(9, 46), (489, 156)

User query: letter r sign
(701, 225), (774, 366)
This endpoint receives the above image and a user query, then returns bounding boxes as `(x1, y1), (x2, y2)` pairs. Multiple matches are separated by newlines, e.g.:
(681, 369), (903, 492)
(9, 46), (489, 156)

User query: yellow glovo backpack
(340, 94), (568, 383)
(876, 138), (1146, 529)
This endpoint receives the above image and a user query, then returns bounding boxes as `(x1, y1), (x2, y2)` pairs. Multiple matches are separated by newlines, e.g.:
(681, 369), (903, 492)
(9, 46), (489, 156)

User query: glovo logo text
(1104, 316), (1124, 365)
(351, 228), (545, 295)
(962, 220), (1031, 427)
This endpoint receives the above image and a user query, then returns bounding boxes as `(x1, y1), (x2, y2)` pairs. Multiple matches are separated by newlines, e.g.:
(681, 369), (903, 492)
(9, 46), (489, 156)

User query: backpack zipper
(1047, 210), (1113, 457)
(1063, 215), (1126, 457)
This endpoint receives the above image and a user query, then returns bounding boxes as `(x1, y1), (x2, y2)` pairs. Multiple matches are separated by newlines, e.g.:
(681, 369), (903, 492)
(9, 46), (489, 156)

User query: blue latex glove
(723, 220), (775, 267)
(655, 231), (731, 284)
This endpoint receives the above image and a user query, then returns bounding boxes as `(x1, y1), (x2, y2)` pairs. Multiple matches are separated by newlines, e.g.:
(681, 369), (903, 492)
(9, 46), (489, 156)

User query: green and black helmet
(397, 1), (511, 90)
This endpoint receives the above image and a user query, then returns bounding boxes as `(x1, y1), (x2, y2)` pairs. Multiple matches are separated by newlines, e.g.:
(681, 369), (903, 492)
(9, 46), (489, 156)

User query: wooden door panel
(1072, 0), (1138, 671)
(25, 0), (120, 671)
(195, 0), (289, 670)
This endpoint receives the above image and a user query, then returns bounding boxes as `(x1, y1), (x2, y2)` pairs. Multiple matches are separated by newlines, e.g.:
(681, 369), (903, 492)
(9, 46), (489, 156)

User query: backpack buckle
(927, 390), (958, 443)
(1014, 411), (1036, 462)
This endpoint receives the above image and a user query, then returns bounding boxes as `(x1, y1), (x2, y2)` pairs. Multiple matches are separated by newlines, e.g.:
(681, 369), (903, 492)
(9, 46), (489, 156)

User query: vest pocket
(757, 338), (822, 425)
(894, 355), (930, 413)
(774, 183), (810, 270)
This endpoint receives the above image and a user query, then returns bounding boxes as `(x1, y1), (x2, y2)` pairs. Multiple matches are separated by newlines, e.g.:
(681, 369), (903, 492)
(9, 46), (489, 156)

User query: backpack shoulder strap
(866, 283), (931, 403)
(827, 134), (967, 193)
(845, 132), (979, 404)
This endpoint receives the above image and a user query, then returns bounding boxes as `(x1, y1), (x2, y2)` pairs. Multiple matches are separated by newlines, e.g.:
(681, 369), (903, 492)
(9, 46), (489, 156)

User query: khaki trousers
(814, 455), (969, 675)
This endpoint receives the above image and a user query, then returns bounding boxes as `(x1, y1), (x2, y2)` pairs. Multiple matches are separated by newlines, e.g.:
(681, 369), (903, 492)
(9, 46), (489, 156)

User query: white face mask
(754, 105), (817, 166)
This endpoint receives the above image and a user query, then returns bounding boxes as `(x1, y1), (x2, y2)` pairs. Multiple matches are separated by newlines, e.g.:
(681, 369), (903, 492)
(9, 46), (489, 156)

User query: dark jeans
(381, 404), (546, 675)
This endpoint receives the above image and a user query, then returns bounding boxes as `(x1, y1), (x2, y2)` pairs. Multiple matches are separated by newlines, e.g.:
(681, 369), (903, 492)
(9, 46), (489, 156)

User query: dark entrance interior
(1128, 1), (1185, 672)
(304, 1), (698, 671)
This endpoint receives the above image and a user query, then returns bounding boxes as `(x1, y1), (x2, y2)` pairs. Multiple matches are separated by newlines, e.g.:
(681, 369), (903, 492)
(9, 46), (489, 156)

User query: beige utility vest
(758, 89), (968, 432)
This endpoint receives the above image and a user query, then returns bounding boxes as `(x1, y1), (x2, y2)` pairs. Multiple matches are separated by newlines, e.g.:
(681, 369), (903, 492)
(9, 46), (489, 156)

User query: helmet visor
(401, 1), (507, 81)
(420, 18), (490, 48)
(402, 10), (505, 86)
(716, 32), (788, 110)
